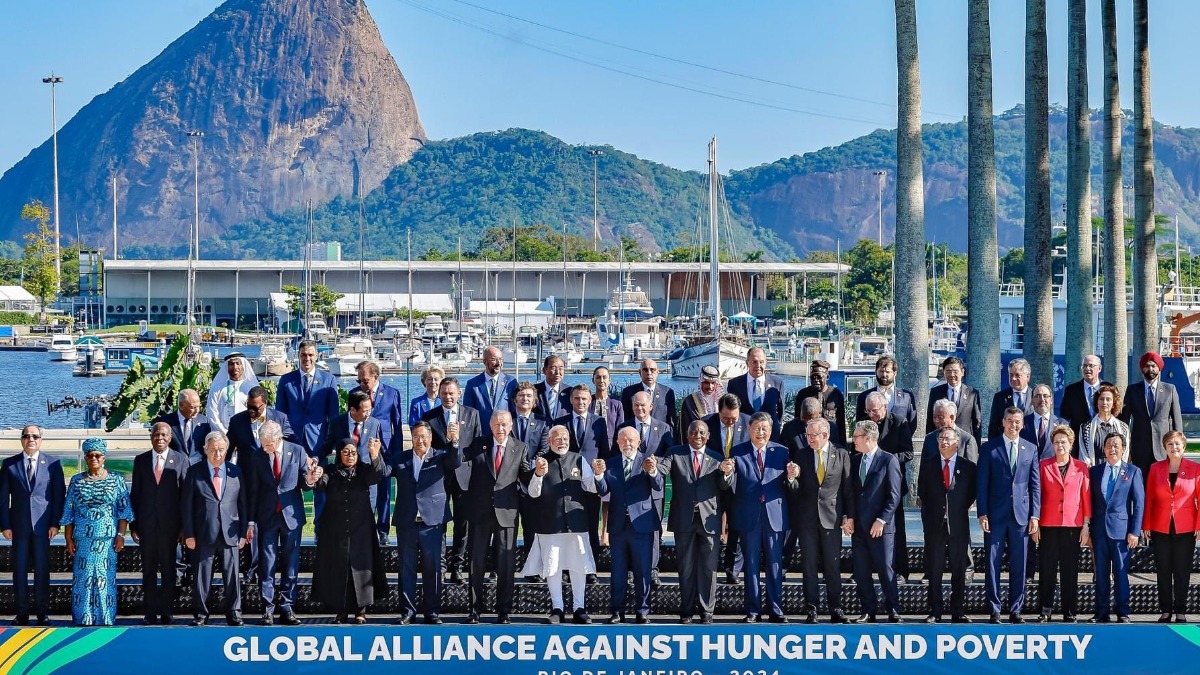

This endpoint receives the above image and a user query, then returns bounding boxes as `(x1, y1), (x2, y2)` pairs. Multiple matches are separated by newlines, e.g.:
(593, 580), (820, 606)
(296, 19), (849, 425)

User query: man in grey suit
(1120, 351), (1184, 479)
(659, 421), (725, 624)
(182, 431), (250, 626)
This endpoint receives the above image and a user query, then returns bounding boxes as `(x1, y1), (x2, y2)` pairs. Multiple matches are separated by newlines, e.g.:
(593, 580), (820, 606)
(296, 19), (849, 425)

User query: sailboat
(669, 138), (750, 380)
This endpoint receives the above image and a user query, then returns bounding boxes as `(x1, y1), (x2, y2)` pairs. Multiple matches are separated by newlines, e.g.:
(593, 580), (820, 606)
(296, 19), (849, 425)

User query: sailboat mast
(512, 220), (519, 381)
(708, 138), (720, 337)
(303, 200), (313, 339)
(407, 228), (414, 342)
(357, 185), (366, 329)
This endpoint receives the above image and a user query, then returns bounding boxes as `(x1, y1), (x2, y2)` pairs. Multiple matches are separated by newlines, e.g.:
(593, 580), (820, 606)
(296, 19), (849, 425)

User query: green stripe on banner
(1170, 625), (1200, 649)
(23, 628), (126, 675)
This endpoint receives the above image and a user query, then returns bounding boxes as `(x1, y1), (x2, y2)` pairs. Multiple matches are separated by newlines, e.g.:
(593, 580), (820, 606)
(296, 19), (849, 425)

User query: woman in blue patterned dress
(61, 437), (133, 626)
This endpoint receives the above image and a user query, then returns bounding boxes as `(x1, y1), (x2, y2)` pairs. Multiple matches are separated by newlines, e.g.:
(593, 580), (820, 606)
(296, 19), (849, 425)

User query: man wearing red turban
(1119, 352), (1183, 479)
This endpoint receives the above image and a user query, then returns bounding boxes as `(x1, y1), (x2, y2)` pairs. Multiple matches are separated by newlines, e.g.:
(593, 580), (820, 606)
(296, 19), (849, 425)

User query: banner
(3, 624), (1200, 674)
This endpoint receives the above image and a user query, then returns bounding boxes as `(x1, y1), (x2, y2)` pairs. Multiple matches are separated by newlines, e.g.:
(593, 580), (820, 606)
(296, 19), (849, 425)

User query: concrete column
(234, 270), (240, 329)
(580, 272), (587, 319)
(146, 271), (151, 323)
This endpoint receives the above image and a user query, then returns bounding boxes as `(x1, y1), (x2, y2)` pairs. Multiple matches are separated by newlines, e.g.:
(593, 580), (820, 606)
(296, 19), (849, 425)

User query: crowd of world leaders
(0, 343), (1192, 628)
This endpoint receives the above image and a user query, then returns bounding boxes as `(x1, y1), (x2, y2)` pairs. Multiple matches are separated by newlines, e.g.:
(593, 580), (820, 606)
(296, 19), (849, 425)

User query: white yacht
(49, 334), (77, 362)
(324, 334), (374, 377)
(381, 318), (410, 338)
(595, 275), (665, 352)
(252, 342), (293, 377)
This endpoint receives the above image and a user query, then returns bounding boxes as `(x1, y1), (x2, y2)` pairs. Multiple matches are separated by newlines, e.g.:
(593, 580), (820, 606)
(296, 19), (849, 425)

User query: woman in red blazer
(1144, 430), (1200, 623)
(1033, 425), (1091, 622)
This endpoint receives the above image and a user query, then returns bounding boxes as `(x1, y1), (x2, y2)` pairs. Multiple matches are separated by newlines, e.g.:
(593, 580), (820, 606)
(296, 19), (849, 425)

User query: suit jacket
(875, 412), (914, 495)
(850, 448), (902, 531)
(855, 385), (917, 431)
(1144, 459), (1200, 534)
(919, 428), (979, 465)
(1020, 412), (1068, 460)
(976, 435), (1042, 528)
(592, 397), (624, 442)
(793, 384), (847, 443)
(1120, 380), (1184, 467)
(150, 411), (212, 464)
(558, 411), (610, 462)
(595, 451), (664, 534)
(1037, 457), (1091, 528)
(926, 382), (982, 444)
(789, 443), (855, 531)
(705, 412), (751, 458)
(917, 455), (977, 539)
(246, 441), (308, 532)
(390, 446), (462, 528)
(226, 408), (295, 465)
(987, 387), (1035, 440)
(182, 460), (249, 547)
(680, 391), (719, 433)
(534, 381), (572, 423)
(727, 373), (786, 435)
(461, 371), (517, 430)
(511, 413), (551, 460)
(1088, 462), (1145, 540)
(620, 382), (677, 430)
(275, 368), (340, 453)
(349, 382), (404, 449)
(318, 415), (383, 464)
(459, 435), (530, 527)
(720, 441), (793, 533)
(422, 404), (483, 454)
(659, 444), (725, 535)
(614, 417), (675, 458)
(1058, 378), (1111, 443)
(0, 452), (65, 538)
(130, 448), (189, 540)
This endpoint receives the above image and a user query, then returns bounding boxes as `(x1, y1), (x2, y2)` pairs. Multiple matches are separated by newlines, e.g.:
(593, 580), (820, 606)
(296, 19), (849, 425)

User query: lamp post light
(872, 170), (886, 246)
(42, 74), (64, 291)
(184, 131), (204, 333)
(588, 149), (604, 251)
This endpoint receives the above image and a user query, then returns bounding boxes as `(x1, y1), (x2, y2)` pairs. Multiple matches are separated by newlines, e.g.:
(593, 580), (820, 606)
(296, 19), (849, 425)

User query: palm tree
(1102, 0), (1128, 389)
(894, 0), (930, 432)
(1132, 0), (1156, 359)
(966, 0), (1000, 432)
(1065, 0), (1093, 376)
(1023, 0), (1054, 387)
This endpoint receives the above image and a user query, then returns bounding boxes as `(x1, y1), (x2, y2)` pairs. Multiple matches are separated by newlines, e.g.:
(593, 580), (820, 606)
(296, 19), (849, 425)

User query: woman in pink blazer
(1033, 425), (1091, 622)
(1144, 430), (1200, 623)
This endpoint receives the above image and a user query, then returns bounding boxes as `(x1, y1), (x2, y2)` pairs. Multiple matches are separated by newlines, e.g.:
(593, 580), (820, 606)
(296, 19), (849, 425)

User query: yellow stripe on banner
(0, 628), (52, 673)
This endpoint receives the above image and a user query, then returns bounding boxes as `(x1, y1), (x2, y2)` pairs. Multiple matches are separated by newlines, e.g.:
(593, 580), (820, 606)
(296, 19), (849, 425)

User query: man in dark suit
(389, 421), (461, 624)
(987, 358), (1034, 440)
(422, 378), (482, 584)
(1120, 351), (1184, 479)
(246, 421), (307, 626)
(862, 390), (914, 583)
(591, 366), (624, 441)
(727, 347), (786, 437)
(558, 384), (608, 572)
(1021, 384), (1066, 460)
(681, 365), (724, 432)
(848, 420), (903, 623)
(461, 411), (530, 624)
(226, 386), (295, 465)
(1058, 354), (1108, 451)
(534, 354), (571, 422)
(1089, 435), (1145, 623)
(351, 360), (404, 546)
(275, 340), (340, 524)
(788, 417), (854, 624)
(854, 355), (918, 432)
(977, 406), (1041, 624)
(151, 388), (211, 464)
(926, 356), (982, 445)
(182, 431), (251, 626)
(719, 412), (795, 623)
(920, 399), (980, 465)
(706, 393), (750, 584)
(596, 427), (664, 624)
(462, 346), (517, 430)
(615, 390), (675, 583)
(793, 359), (847, 444)
(659, 421), (725, 624)
(0, 425), (65, 626)
(512, 382), (551, 459)
(319, 390), (383, 464)
(621, 358), (677, 431)
(130, 422), (189, 625)
(918, 427), (978, 623)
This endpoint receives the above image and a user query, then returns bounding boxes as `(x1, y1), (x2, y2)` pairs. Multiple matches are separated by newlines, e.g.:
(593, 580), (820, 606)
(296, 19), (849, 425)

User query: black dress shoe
(142, 615), (157, 626)
(449, 571), (466, 585)
(952, 615), (971, 624)
(573, 610), (592, 625)
(1008, 613), (1024, 624)
(925, 615), (940, 624)
(1175, 614), (1190, 624)
(1117, 616), (1131, 624)
(769, 615), (788, 624)
(12, 616), (28, 626)
(1063, 614), (1077, 623)
(161, 615), (176, 625)
(425, 615), (443, 625)
(1090, 615), (1111, 624)
(888, 612), (902, 624)
(335, 614), (349, 624)
(701, 613), (714, 624)
(1158, 612), (1173, 623)
(228, 616), (244, 627)
(281, 612), (301, 626)
(497, 614), (511, 624)
(35, 616), (49, 626)
(679, 615), (693, 625)
(805, 611), (819, 625)
(1037, 612), (1051, 623)
(192, 617), (208, 627)
(395, 612), (415, 625)
(989, 613), (1001, 624)
(852, 614), (872, 624)
(548, 609), (564, 624)
(635, 614), (649, 625)
(465, 613), (480, 624)
(743, 614), (758, 624)
(607, 613), (623, 624)
(723, 574), (741, 586)
(586, 573), (598, 585)
(830, 611), (848, 624)
(261, 613), (274, 626)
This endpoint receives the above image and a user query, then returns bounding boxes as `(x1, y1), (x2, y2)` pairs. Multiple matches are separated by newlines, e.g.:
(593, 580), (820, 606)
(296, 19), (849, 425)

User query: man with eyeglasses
(131, 422), (188, 625)
(227, 386), (294, 466)
(246, 421), (308, 626)
(621, 359), (677, 432)
(1058, 355), (1110, 451)
(535, 355), (571, 423)
(0, 425), (65, 626)
(351, 360), (404, 546)
(917, 427), (977, 623)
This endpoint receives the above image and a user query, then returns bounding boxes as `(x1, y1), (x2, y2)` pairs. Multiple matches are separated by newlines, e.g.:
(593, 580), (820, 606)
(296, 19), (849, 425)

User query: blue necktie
(1106, 466), (1118, 502)
(518, 416), (528, 442)
(1147, 385), (1157, 417)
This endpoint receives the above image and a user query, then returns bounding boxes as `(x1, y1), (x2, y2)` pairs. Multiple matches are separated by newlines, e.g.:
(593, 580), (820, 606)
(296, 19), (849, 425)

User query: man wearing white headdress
(206, 353), (259, 439)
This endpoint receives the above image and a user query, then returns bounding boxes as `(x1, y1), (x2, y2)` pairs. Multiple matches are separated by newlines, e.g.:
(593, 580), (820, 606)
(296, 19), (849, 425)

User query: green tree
(281, 284), (344, 321)
(20, 200), (59, 321)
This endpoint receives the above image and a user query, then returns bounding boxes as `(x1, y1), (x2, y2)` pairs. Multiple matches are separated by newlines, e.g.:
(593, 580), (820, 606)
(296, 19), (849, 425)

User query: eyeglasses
(340, 448), (359, 455)
(85, 452), (104, 459)
(21, 434), (41, 440)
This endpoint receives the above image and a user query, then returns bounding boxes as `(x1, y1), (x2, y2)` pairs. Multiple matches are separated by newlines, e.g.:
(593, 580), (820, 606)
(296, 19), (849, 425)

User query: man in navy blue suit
(0, 425), (65, 626)
(977, 406), (1041, 624)
(1088, 434), (1144, 623)
(621, 359), (677, 431)
(246, 421), (307, 626)
(423, 378), (482, 584)
(130, 422), (189, 625)
(275, 340), (339, 524)
(726, 348), (786, 437)
(596, 426), (664, 624)
(557, 384), (608, 576)
(854, 355), (917, 432)
(1020, 384), (1066, 460)
(987, 359), (1035, 440)
(534, 354), (571, 423)
(848, 419), (904, 623)
(389, 421), (461, 624)
(706, 394), (750, 584)
(719, 412), (796, 624)
(351, 360), (404, 546)
(182, 431), (251, 626)
(462, 346), (517, 430)
(615, 390), (675, 583)
(512, 381), (552, 572)
(152, 388), (211, 464)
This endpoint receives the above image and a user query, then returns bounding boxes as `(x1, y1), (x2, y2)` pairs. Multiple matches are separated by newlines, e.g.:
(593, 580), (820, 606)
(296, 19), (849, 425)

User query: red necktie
(153, 454), (163, 484)
(494, 443), (504, 473)
(693, 450), (702, 475)
(943, 458), (951, 490)
(212, 466), (222, 498)
(273, 452), (283, 512)
(757, 449), (765, 475)
(352, 422), (361, 444)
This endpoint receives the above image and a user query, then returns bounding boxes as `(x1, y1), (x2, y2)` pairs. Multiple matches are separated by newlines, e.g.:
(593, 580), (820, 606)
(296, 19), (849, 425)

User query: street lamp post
(872, 170), (886, 246)
(42, 74), (64, 291)
(588, 149), (604, 251)
(254, 300), (260, 333)
(184, 131), (204, 333)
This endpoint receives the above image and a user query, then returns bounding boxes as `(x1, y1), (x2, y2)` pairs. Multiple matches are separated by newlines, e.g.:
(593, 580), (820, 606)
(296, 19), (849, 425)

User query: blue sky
(0, 0), (1193, 175)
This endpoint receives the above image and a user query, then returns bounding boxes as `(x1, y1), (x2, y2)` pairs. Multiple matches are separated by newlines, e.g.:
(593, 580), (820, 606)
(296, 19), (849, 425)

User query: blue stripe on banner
(51, 625), (1200, 675)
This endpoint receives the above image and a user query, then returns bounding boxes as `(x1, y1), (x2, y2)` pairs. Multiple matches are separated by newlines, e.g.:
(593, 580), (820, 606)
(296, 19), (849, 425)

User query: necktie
(693, 450), (703, 476)
(273, 452), (281, 481)
(548, 390), (558, 419)
(817, 449), (826, 485)
(724, 426), (734, 457)
(1015, 392), (1023, 410)
(949, 387), (956, 404)
(26, 457), (35, 486)
(304, 373), (313, 395)
(1037, 417), (1045, 446)
(752, 379), (762, 410)
(368, 389), (375, 406)
(1106, 466), (1118, 501)
(1086, 385), (1095, 417)
(859, 454), (868, 482)
(183, 419), (193, 455)
(638, 421), (645, 439)
(756, 449), (765, 477)
(518, 416), (528, 442)
(624, 459), (632, 480)
(1009, 441), (1018, 471)
(252, 420), (262, 442)
(1147, 384), (1156, 416)
(943, 458), (951, 490)
(575, 416), (584, 443)
(494, 443), (504, 473)
(352, 421), (361, 444)
(154, 454), (163, 484)
(212, 466), (222, 498)
(488, 377), (496, 405)
(885, 388), (894, 410)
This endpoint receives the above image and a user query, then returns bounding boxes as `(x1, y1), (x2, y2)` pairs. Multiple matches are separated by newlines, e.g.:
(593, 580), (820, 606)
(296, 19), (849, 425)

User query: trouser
(399, 521), (446, 617)
(1037, 526), (1081, 616)
(141, 531), (179, 618)
(720, 493), (744, 576)
(891, 502), (910, 577)
(371, 478), (394, 539)
(741, 517), (785, 617)
(983, 520), (1029, 614)
(193, 542), (241, 619)
(852, 524), (900, 615)
(447, 492), (470, 573)
(258, 522), (302, 613)
(1152, 527), (1194, 614)
(609, 527), (653, 616)
(798, 526), (843, 613)
(548, 567), (587, 612)
(12, 533), (50, 618)
(1093, 533), (1132, 618)
(925, 520), (969, 616)
(675, 517), (719, 616)
(468, 517), (516, 615)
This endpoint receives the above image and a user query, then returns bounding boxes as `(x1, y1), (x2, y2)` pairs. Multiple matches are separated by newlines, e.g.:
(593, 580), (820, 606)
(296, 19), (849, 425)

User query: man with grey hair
(247, 421), (309, 625)
(988, 358), (1034, 439)
(152, 388), (211, 465)
(849, 419), (902, 623)
(921, 399), (980, 465)
(183, 431), (250, 626)
(863, 390), (914, 584)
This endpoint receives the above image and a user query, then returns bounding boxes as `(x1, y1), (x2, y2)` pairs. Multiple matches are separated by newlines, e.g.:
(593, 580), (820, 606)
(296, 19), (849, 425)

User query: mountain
(0, 0), (425, 246)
